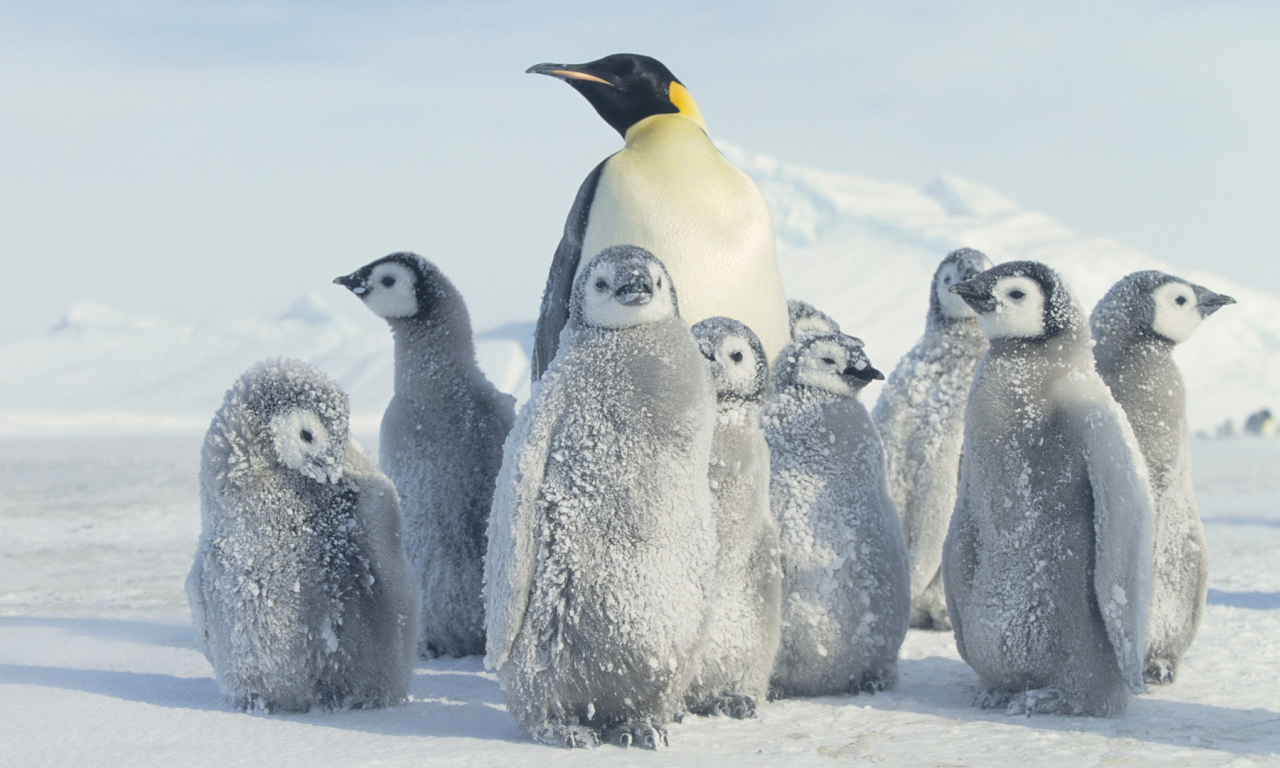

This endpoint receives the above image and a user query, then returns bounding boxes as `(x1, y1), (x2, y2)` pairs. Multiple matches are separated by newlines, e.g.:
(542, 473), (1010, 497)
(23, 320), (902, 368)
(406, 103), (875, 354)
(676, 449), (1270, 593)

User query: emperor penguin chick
(943, 261), (1154, 717)
(685, 316), (782, 719)
(787, 299), (841, 340)
(335, 253), (515, 658)
(872, 248), (992, 630)
(186, 359), (419, 712)
(484, 245), (718, 750)
(1091, 270), (1235, 684)
(764, 332), (910, 698)
(527, 53), (789, 378)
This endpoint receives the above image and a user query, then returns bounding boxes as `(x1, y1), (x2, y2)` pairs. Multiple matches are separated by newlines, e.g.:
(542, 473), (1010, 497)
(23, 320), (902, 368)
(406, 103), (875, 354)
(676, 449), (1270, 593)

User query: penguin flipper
(1057, 372), (1155, 695)
(483, 361), (570, 668)
(532, 159), (607, 380)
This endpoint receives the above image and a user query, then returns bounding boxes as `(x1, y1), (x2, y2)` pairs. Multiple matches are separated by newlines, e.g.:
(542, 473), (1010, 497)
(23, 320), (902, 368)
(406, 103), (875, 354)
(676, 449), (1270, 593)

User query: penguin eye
(381, 276), (396, 287)
(300, 429), (314, 444)
(595, 279), (609, 292)
(1175, 295), (1187, 306)
(943, 276), (952, 284)
(730, 351), (744, 363)
(1008, 290), (1026, 300)
(821, 357), (836, 365)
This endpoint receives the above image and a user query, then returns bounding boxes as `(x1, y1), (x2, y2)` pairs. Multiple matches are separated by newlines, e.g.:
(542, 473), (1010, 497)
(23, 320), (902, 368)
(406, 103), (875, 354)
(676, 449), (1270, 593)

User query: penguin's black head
(950, 260), (1083, 343)
(527, 53), (706, 138)
(1091, 269), (1236, 347)
(334, 252), (455, 324)
(930, 247), (994, 325)
(787, 299), (842, 340)
(571, 244), (678, 329)
(774, 332), (883, 398)
(691, 316), (769, 403)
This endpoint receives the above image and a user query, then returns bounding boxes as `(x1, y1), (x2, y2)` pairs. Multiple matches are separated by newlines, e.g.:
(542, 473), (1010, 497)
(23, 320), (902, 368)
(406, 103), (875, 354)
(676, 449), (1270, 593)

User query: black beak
(1196, 290), (1237, 316)
(843, 364), (885, 382)
(615, 274), (654, 305)
(333, 272), (369, 296)
(526, 62), (616, 86)
(950, 280), (995, 312)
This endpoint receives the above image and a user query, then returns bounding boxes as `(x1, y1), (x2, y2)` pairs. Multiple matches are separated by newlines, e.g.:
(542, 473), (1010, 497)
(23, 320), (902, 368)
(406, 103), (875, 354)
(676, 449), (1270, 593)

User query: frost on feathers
(787, 299), (842, 340)
(1091, 271), (1234, 684)
(186, 359), (419, 712)
(483, 246), (717, 749)
(764, 332), (909, 698)
(872, 248), (991, 630)
(943, 261), (1154, 717)
(336, 253), (515, 658)
(685, 317), (782, 719)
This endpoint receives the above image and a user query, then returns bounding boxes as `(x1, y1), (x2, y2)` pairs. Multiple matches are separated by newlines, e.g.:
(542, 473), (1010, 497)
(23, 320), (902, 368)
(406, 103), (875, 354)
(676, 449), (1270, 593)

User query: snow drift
(2, 148), (1274, 435)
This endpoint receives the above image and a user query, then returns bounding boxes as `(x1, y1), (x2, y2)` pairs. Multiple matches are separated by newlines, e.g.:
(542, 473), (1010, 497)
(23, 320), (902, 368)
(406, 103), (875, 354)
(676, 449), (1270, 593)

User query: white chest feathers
(576, 115), (788, 358)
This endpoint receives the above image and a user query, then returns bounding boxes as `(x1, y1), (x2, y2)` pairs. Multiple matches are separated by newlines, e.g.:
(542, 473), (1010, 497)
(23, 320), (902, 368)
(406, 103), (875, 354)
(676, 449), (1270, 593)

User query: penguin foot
(1144, 658), (1177, 685)
(852, 669), (888, 695)
(1006, 688), (1065, 717)
(974, 687), (1013, 710)
(534, 722), (601, 750)
(691, 694), (757, 719)
(603, 721), (668, 750)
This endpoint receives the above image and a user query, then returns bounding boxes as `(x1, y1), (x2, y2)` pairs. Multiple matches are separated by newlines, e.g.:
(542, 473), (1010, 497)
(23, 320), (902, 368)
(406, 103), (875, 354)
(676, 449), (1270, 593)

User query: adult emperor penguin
(526, 53), (789, 379)
(187, 359), (419, 712)
(764, 332), (910, 698)
(686, 316), (782, 719)
(872, 248), (992, 630)
(336, 253), (515, 659)
(484, 246), (718, 749)
(943, 262), (1155, 716)
(1091, 270), (1235, 684)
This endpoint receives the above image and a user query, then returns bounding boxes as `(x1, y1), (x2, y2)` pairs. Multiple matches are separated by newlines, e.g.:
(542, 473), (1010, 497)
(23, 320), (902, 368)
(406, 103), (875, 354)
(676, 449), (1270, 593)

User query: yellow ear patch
(668, 82), (708, 132)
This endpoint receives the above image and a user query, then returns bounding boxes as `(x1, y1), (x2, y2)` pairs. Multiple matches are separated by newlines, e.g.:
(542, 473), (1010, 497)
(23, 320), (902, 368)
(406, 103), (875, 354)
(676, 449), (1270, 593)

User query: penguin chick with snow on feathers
(788, 299), (841, 340)
(872, 248), (992, 630)
(943, 261), (1154, 717)
(335, 253), (515, 659)
(527, 53), (789, 379)
(484, 245), (718, 750)
(1091, 270), (1234, 685)
(685, 316), (782, 719)
(186, 359), (419, 712)
(764, 332), (910, 698)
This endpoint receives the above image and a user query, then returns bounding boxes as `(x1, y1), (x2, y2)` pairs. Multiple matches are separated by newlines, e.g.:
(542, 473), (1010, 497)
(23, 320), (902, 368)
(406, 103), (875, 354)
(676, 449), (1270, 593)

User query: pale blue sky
(2, 1), (1277, 342)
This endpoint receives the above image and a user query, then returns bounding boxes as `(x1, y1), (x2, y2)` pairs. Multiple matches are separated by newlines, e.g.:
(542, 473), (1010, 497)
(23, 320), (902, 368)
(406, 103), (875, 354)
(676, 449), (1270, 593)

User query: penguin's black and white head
(1091, 270), (1236, 346)
(572, 245), (678, 330)
(950, 261), (1083, 343)
(788, 299), (842, 340)
(775, 332), (883, 397)
(931, 248), (994, 324)
(334, 252), (459, 324)
(238, 359), (349, 484)
(692, 316), (768, 402)
(527, 53), (707, 138)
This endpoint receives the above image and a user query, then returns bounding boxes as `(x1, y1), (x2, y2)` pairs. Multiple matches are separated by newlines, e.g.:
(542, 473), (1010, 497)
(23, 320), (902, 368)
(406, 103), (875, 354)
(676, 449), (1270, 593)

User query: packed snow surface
(2, 147), (1276, 435)
(1, 435), (1277, 765)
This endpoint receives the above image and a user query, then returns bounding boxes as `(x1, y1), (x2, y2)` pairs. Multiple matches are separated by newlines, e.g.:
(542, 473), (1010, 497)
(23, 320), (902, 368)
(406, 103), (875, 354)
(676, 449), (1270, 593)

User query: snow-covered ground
(1, 434), (1276, 767)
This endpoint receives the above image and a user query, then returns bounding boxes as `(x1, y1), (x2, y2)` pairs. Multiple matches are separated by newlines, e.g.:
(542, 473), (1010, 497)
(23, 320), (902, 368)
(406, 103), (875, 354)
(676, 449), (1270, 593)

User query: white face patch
(935, 263), (977, 320)
(710, 334), (760, 397)
(1150, 281), (1202, 344)
(361, 262), (419, 319)
(796, 339), (854, 396)
(975, 276), (1046, 340)
(269, 408), (342, 483)
(580, 260), (676, 329)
